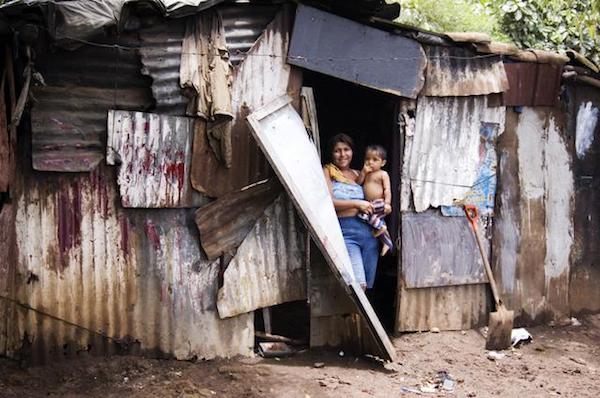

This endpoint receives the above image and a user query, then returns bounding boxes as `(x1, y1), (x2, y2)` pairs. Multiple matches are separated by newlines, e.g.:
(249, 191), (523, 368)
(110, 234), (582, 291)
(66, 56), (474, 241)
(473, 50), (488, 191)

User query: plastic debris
(511, 328), (533, 347)
(570, 317), (582, 326)
(487, 351), (506, 361)
(313, 362), (325, 368)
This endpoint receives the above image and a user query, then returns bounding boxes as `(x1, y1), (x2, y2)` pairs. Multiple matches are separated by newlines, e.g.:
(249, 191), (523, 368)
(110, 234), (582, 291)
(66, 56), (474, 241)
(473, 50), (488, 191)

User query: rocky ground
(1, 314), (599, 398)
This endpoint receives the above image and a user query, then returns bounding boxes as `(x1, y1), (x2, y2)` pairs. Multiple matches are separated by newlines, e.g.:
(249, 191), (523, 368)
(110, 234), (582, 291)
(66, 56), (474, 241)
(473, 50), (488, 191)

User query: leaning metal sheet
(247, 95), (396, 361)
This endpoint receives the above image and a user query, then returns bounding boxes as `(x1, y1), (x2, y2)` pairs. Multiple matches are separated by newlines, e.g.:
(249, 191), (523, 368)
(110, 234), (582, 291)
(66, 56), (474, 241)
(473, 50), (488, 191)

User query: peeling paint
(516, 108), (545, 200)
(544, 116), (574, 279)
(575, 101), (598, 159)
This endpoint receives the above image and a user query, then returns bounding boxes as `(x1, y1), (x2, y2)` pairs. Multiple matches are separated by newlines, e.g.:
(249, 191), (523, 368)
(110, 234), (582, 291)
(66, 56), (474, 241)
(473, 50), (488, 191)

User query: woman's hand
(355, 200), (373, 214)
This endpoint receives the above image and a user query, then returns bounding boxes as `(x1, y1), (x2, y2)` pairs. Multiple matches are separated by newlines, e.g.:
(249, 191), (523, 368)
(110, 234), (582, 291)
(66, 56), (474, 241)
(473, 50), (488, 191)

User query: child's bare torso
(363, 170), (387, 202)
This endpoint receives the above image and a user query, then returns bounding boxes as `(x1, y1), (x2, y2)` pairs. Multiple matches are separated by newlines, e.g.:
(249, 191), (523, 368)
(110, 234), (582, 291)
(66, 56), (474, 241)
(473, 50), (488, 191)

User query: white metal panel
(107, 110), (207, 208)
(247, 95), (396, 361)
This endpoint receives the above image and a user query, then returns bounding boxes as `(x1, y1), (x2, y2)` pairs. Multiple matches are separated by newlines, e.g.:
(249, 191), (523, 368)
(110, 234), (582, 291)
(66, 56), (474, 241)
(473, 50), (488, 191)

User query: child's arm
(382, 171), (392, 215)
(356, 164), (372, 185)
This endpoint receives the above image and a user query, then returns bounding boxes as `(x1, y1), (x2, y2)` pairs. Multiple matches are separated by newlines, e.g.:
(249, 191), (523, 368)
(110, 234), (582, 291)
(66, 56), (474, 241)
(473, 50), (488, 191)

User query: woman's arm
(323, 167), (373, 214)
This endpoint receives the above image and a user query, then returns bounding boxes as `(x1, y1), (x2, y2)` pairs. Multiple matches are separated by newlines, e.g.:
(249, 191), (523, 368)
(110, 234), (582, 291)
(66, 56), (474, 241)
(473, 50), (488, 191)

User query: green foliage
(485, 0), (600, 64)
(393, 0), (600, 65)
(394, 0), (509, 41)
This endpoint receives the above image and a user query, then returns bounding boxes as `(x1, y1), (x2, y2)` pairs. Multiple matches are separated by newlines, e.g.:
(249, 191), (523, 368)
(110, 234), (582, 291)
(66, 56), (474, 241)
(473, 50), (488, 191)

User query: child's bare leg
(380, 245), (390, 256)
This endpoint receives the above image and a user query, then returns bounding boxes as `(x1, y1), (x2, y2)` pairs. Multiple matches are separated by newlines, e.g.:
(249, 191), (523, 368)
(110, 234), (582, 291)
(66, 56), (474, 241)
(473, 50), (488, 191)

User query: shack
(0, 0), (598, 364)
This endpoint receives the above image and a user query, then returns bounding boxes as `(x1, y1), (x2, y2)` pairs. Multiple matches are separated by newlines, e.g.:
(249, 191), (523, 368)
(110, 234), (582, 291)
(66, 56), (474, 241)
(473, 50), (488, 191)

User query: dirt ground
(1, 314), (599, 398)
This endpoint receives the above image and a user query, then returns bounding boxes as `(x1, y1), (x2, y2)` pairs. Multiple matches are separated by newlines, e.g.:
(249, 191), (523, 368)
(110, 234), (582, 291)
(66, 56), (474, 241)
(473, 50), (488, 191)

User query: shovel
(464, 205), (514, 350)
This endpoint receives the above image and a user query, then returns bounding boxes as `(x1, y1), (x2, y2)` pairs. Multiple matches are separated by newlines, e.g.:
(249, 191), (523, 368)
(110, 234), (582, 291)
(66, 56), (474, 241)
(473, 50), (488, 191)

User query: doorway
(303, 71), (401, 331)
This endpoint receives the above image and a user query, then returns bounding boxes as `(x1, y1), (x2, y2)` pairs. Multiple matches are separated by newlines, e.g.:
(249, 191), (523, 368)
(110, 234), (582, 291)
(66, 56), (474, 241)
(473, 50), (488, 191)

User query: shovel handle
(464, 205), (502, 308)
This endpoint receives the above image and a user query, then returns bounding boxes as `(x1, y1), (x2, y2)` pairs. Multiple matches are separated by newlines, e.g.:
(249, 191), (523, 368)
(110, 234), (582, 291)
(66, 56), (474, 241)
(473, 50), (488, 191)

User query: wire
(55, 34), (503, 62)
(409, 173), (496, 189)
(0, 293), (119, 342)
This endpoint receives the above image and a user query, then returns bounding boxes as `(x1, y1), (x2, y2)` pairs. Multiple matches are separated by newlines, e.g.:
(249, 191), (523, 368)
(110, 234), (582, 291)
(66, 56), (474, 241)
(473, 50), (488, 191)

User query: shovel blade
(485, 305), (514, 350)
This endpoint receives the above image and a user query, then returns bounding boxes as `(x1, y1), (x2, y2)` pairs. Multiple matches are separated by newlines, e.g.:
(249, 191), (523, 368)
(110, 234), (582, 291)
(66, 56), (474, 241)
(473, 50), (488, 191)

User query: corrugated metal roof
(9, 166), (253, 363)
(190, 7), (300, 198)
(401, 211), (488, 289)
(217, 195), (307, 318)
(219, 4), (278, 65)
(32, 41), (153, 172)
(422, 46), (509, 97)
(139, 21), (189, 116)
(406, 95), (505, 212)
(396, 284), (488, 332)
(106, 110), (208, 208)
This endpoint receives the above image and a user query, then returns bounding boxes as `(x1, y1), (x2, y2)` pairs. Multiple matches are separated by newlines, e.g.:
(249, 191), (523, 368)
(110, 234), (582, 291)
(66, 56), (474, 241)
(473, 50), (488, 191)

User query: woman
(323, 133), (379, 291)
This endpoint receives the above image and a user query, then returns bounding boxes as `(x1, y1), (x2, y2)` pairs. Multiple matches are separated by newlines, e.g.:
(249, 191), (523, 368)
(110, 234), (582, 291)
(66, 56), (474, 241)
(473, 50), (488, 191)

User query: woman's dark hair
(328, 133), (354, 160)
(366, 144), (387, 161)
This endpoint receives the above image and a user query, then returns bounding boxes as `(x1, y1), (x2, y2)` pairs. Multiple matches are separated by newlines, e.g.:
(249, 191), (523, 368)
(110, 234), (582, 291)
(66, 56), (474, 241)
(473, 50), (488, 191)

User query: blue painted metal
(441, 122), (499, 217)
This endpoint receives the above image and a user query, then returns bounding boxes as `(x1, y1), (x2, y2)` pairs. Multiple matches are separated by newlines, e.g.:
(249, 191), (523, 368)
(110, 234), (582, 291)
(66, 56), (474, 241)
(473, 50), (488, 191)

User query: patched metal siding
(401, 211), (488, 289)
(9, 166), (253, 363)
(32, 40), (153, 172)
(217, 195), (307, 318)
(106, 110), (207, 208)
(139, 21), (189, 115)
(422, 46), (509, 97)
(405, 95), (505, 212)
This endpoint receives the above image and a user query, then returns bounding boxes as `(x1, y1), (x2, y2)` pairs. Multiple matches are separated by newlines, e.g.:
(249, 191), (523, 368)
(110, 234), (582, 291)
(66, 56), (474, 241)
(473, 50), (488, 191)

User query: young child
(357, 145), (394, 256)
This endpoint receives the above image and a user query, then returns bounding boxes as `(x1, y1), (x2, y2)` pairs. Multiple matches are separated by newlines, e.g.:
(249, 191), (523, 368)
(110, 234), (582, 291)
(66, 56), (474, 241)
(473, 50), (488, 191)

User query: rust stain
(56, 181), (82, 259)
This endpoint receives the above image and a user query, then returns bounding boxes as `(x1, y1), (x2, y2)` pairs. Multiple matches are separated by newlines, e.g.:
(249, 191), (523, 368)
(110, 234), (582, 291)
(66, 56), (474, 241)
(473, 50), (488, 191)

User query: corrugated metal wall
(32, 39), (154, 172)
(10, 166), (253, 363)
(0, 4), (305, 363)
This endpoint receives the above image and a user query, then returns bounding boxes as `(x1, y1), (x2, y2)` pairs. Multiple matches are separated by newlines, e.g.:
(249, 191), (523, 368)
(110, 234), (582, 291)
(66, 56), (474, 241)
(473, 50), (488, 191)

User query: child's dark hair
(366, 144), (387, 161)
(328, 133), (354, 160)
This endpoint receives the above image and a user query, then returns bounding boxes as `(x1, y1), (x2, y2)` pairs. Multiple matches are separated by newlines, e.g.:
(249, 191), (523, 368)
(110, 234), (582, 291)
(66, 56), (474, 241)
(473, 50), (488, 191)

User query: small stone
(430, 327), (440, 333)
(319, 381), (328, 387)
(313, 362), (325, 369)
(338, 351), (345, 357)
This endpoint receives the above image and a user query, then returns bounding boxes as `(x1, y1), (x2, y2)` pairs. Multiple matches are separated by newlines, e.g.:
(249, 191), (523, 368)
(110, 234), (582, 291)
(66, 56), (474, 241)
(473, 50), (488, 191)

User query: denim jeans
(338, 216), (379, 289)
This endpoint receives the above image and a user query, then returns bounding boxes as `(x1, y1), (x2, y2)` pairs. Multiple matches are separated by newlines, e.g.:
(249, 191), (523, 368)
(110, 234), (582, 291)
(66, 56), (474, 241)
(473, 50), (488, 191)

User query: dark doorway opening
(303, 71), (401, 332)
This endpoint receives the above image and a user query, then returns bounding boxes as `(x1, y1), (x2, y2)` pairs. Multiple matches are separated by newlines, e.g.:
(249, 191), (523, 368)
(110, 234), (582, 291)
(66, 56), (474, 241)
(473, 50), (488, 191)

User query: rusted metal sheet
(401, 211), (488, 288)
(492, 107), (573, 324)
(219, 4), (278, 65)
(503, 62), (562, 107)
(288, 5), (426, 98)
(32, 42), (153, 172)
(247, 95), (396, 361)
(11, 166), (253, 364)
(217, 195), (307, 318)
(422, 46), (509, 97)
(195, 179), (280, 260)
(107, 110), (208, 208)
(566, 84), (600, 315)
(0, 203), (17, 355)
(0, 74), (8, 192)
(396, 284), (488, 332)
(139, 21), (189, 116)
(190, 6), (300, 198)
(407, 95), (505, 212)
